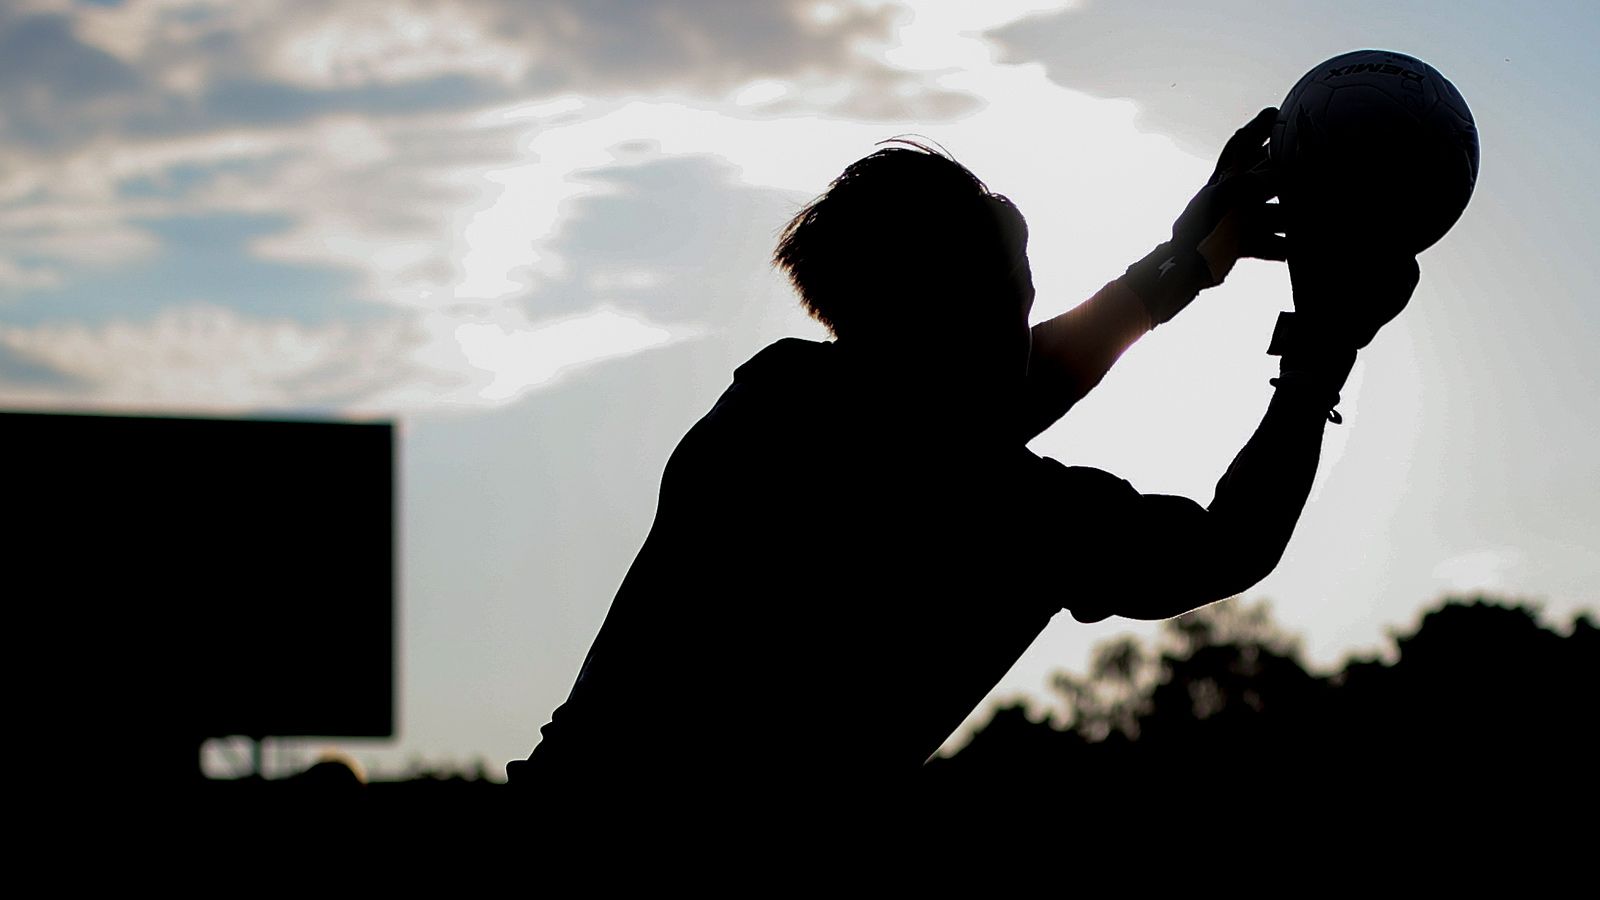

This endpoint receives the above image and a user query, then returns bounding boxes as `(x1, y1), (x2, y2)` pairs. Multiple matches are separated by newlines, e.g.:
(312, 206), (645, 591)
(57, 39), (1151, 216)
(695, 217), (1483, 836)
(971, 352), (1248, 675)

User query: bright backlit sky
(2, 0), (1594, 779)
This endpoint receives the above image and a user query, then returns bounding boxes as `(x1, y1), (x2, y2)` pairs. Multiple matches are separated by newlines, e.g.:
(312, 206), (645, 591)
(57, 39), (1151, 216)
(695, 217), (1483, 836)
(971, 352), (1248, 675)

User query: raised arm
(1016, 279), (1151, 441)
(1017, 107), (1287, 443)
(1050, 240), (1422, 623)
(1053, 376), (1346, 623)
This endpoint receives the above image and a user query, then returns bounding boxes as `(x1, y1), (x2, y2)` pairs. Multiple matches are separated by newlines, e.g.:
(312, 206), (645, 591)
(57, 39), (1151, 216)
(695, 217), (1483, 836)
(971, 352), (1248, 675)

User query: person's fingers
(1216, 113), (1267, 169)
(1242, 106), (1278, 151)
(1227, 199), (1287, 260)
(1196, 227), (1238, 285)
(1365, 257), (1421, 340)
(1246, 151), (1282, 198)
(1241, 232), (1289, 261)
(1214, 107), (1277, 178)
(1214, 170), (1274, 208)
(1214, 142), (1272, 187)
(1257, 200), (1285, 235)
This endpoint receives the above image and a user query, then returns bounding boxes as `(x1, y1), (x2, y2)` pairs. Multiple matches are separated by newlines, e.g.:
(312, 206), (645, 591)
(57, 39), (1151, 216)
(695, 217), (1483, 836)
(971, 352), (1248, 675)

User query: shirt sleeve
(1017, 278), (1153, 443)
(1029, 384), (1335, 623)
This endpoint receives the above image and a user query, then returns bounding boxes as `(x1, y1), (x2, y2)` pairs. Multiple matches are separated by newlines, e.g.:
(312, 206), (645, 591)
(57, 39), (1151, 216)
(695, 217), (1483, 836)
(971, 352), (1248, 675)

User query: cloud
(983, 0), (1501, 157)
(983, 2), (1296, 156)
(1432, 547), (1528, 596)
(265, 4), (532, 89)
(0, 0), (992, 334)
(491, 149), (811, 324)
(0, 0), (989, 303)
(0, 7), (156, 154)
(23, 0), (978, 141)
(0, 303), (421, 414)
(452, 307), (690, 403)
(0, 258), (62, 292)
(0, 107), (525, 311)
(0, 0), (1126, 417)
(0, 95), (816, 413)
(0, 299), (702, 415)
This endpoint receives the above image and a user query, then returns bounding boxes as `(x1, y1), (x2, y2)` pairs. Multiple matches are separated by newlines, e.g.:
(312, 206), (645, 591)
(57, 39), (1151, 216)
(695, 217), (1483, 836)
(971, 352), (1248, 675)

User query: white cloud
(70, 0), (237, 66)
(1433, 548), (1528, 596)
(67, 0), (266, 98)
(0, 258), (62, 291)
(882, 0), (1080, 71)
(11, 222), (160, 269)
(0, 304), (417, 414)
(453, 307), (690, 403)
(167, 109), (530, 307)
(61, 0), (945, 112)
(269, 3), (530, 89)
(733, 79), (790, 107)
(0, 0), (1004, 319)
(0, 299), (701, 417)
(1, 0), (1245, 426)
(0, 126), (300, 283)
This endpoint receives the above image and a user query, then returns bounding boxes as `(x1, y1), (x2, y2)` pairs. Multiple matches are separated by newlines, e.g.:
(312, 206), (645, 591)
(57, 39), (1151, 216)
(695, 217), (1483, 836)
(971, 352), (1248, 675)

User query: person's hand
(1284, 218), (1421, 352)
(1122, 107), (1287, 326)
(1178, 106), (1287, 282)
(1267, 237), (1421, 422)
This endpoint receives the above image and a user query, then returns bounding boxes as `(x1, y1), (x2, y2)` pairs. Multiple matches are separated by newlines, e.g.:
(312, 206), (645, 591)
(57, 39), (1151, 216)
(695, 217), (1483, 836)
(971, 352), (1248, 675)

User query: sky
(2, 0), (1594, 780)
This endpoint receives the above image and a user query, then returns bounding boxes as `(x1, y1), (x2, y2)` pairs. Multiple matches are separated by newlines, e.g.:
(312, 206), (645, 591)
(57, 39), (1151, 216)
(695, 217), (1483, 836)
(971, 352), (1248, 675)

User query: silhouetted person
(289, 755), (367, 790)
(509, 108), (1422, 807)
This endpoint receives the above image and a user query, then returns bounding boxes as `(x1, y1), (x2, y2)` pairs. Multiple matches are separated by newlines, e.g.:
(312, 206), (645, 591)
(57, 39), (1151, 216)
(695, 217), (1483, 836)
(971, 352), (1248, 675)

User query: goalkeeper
(508, 108), (1420, 802)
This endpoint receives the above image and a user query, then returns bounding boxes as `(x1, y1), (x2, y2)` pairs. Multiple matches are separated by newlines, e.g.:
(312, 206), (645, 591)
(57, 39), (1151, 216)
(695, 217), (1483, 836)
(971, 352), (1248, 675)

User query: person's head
(773, 140), (1034, 386)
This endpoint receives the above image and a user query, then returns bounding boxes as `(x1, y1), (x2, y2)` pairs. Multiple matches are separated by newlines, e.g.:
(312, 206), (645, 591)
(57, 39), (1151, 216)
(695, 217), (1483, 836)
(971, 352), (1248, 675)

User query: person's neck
(830, 335), (1022, 432)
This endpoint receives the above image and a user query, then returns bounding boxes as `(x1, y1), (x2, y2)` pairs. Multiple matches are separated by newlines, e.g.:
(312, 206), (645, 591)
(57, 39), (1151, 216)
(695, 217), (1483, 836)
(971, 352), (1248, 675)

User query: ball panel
(1270, 49), (1478, 254)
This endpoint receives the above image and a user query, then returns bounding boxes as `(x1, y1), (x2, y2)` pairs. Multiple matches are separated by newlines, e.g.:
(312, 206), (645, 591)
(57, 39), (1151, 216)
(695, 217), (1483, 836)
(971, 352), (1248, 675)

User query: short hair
(773, 139), (1027, 339)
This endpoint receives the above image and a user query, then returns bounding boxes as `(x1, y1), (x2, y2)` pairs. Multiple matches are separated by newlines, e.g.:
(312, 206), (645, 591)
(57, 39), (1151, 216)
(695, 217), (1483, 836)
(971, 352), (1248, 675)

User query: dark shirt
(510, 322), (1333, 802)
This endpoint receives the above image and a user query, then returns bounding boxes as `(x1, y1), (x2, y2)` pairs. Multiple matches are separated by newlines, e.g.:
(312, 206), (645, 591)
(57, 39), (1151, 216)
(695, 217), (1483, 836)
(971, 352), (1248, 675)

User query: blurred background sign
(4, 411), (394, 781)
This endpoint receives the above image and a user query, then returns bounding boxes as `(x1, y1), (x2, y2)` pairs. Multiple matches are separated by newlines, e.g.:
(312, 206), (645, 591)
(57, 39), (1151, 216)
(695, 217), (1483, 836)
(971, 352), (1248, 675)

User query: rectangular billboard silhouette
(3, 411), (395, 746)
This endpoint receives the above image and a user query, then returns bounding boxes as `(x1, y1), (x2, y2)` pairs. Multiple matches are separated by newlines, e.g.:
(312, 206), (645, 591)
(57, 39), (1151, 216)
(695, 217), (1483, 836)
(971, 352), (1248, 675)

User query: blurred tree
(926, 595), (1598, 818)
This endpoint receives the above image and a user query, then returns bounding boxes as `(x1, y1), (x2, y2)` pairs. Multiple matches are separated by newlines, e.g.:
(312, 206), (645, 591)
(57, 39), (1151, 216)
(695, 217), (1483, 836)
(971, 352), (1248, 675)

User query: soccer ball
(1269, 49), (1479, 255)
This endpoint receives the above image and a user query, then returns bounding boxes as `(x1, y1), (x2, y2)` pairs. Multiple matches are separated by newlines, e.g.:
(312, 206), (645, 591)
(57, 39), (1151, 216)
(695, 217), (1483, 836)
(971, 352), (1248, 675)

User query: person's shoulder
(1031, 455), (1132, 483)
(704, 337), (835, 420)
(1028, 456), (1140, 499)
(669, 338), (834, 461)
(731, 337), (832, 386)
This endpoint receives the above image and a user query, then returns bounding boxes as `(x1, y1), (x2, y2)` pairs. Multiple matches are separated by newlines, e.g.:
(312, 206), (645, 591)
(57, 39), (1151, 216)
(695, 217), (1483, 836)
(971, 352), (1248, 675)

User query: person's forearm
(1017, 279), (1152, 442)
(1199, 385), (1334, 592)
(1103, 386), (1335, 621)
